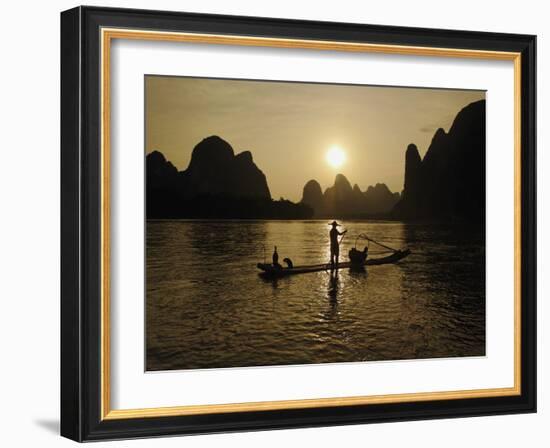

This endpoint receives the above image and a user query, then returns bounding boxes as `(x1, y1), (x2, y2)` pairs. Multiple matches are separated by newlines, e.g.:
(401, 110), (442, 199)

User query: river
(146, 220), (485, 371)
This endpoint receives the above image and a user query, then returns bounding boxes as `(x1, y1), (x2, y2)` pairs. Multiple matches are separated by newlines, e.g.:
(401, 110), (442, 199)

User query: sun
(326, 146), (346, 169)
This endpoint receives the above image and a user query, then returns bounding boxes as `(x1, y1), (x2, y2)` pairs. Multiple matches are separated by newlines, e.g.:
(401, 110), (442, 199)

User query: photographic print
(61, 9), (536, 440)
(145, 75), (486, 371)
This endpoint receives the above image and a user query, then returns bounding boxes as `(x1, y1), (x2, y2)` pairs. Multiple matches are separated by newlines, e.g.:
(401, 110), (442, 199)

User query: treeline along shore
(147, 99), (485, 223)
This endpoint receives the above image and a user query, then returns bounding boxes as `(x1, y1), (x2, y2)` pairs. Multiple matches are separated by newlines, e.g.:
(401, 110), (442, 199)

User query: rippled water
(146, 220), (485, 371)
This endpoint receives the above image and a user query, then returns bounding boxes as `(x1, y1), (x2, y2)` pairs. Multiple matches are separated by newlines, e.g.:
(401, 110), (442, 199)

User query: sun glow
(326, 146), (346, 169)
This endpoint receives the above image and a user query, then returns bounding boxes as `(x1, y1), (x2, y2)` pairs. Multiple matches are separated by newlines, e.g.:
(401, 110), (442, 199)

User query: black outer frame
(60, 6), (536, 442)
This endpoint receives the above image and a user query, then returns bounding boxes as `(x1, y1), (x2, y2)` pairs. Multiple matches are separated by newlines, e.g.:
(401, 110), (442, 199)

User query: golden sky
(146, 76), (484, 202)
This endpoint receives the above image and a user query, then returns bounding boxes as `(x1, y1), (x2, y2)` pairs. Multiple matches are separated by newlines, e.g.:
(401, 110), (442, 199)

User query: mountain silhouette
(300, 174), (400, 218)
(364, 183), (401, 214)
(392, 99), (486, 222)
(323, 173), (355, 216)
(183, 136), (271, 199)
(147, 136), (311, 219)
(301, 180), (324, 214)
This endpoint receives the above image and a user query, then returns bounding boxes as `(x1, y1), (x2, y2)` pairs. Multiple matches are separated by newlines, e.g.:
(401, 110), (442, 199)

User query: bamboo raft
(257, 248), (411, 278)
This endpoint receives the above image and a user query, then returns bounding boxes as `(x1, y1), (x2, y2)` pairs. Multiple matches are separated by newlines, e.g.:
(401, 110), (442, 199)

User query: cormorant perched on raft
(272, 246), (293, 269)
(272, 246), (282, 269)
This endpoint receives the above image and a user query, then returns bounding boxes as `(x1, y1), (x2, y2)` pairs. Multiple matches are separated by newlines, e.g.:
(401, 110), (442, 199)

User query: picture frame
(60, 5), (536, 442)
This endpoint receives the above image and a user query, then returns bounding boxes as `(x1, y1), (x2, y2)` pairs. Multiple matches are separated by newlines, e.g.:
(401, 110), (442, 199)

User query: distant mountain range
(301, 175), (400, 218)
(146, 99), (485, 222)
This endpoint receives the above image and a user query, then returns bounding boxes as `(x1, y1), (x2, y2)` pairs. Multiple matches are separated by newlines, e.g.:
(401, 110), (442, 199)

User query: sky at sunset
(145, 76), (485, 202)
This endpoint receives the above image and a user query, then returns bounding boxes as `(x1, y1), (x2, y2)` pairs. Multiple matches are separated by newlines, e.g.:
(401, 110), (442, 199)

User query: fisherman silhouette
(329, 221), (347, 268)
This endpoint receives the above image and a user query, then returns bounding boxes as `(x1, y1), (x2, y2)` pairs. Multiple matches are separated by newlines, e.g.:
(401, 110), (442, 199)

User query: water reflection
(327, 270), (339, 305)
